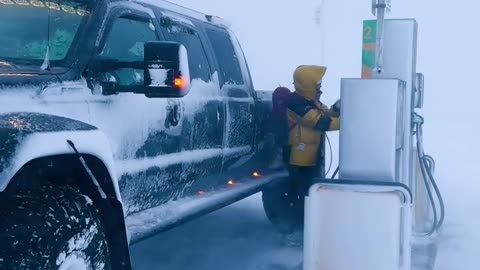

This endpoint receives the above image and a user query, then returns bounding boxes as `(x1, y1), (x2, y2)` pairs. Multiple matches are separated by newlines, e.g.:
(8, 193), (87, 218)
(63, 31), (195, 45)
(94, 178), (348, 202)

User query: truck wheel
(0, 186), (111, 270)
(262, 181), (302, 234)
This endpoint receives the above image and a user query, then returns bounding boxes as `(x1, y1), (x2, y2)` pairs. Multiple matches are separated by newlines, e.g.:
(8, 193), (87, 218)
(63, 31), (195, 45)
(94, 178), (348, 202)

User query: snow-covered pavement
(130, 193), (303, 270)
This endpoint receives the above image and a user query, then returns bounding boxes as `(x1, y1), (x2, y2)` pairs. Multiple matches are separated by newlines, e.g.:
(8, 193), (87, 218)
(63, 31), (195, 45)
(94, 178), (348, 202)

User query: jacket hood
(293, 65), (327, 100)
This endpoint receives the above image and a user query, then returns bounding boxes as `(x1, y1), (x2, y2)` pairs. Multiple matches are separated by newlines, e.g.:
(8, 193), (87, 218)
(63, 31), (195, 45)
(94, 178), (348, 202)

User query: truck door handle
(165, 104), (180, 128)
(249, 104), (255, 122)
(217, 104), (223, 123)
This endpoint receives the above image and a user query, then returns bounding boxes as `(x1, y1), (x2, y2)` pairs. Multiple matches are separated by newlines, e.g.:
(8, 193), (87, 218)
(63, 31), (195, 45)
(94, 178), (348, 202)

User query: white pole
(314, 0), (327, 65)
(372, 0), (391, 78)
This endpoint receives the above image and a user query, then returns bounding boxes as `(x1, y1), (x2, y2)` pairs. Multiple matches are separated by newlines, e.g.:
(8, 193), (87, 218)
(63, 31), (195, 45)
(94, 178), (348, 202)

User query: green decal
(362, 50), (376, 69)
(362, 20), (377, 78)
(363, 20), (377, 45)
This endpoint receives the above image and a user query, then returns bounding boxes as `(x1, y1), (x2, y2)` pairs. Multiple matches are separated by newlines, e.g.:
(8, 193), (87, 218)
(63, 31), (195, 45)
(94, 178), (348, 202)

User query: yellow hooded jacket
(287, 65), (340, 167)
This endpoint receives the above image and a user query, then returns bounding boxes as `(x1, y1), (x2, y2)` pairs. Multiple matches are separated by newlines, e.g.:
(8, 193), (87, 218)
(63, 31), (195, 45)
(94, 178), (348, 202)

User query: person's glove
(331, 99), (341, 113)
(319, 103), (329, 113)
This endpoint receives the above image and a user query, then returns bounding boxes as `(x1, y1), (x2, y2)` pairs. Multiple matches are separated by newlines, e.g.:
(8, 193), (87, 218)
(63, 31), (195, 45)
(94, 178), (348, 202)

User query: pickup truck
(0, 0), (308, 269)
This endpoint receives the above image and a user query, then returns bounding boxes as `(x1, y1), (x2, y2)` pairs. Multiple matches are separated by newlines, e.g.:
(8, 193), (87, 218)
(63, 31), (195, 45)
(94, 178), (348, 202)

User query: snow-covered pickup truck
(0, 0), (291, 269)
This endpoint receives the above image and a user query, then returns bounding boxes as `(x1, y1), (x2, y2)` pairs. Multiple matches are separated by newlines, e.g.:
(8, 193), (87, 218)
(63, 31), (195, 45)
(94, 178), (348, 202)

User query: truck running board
(127, 171), (288, 244)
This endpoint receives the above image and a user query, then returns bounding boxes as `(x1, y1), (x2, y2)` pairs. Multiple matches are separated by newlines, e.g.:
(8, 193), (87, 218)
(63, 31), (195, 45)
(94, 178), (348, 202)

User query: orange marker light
(252, 171), (261, 178)
(174, 76), (186, 89)
(197, 191), (206, 196)
(227, 180), (235, 186)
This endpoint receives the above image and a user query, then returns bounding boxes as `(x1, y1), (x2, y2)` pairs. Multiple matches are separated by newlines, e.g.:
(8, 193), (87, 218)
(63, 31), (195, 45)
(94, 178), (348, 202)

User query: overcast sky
(169, 0), (479, 108)
(168, 1), (480, 268)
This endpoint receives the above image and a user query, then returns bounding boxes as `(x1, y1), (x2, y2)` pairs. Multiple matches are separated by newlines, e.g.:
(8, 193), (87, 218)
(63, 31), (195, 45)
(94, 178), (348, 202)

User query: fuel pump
(303, 1), (444, 269)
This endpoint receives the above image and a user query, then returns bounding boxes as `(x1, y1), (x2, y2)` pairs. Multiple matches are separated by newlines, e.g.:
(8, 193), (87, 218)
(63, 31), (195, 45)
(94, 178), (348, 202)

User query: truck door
(84, 6), (190, 214)
(205, 26), (255, 170)
(158, 14), (225, 195)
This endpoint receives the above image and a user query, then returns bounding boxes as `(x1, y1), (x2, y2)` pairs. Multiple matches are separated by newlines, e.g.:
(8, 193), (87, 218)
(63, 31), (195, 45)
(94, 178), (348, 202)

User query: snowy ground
(130, 193), (303, 270)
(128, 191), (435, 270)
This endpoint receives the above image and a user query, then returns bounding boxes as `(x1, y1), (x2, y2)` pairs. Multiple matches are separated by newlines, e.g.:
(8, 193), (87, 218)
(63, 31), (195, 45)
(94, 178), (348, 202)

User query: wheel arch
(4, 153), (132, 270)
(0, 113), (131, 269)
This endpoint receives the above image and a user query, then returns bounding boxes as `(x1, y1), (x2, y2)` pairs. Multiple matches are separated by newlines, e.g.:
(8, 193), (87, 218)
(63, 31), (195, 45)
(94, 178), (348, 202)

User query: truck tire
(262, 181), (303, 234)
(0, 186), (111, 270)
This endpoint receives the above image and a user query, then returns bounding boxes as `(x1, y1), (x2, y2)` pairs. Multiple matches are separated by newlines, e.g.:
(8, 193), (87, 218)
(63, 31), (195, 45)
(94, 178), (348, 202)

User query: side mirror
(143, 41), (191, 98)
(95, 41), (191, 98)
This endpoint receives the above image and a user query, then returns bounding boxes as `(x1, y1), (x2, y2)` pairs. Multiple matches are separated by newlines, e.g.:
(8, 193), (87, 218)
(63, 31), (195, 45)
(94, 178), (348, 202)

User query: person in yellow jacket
(286, 65), (340, 219)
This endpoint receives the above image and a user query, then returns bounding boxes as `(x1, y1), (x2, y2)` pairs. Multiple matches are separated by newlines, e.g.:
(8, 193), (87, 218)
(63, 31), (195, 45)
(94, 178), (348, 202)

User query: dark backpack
(272, 87), (293, 147)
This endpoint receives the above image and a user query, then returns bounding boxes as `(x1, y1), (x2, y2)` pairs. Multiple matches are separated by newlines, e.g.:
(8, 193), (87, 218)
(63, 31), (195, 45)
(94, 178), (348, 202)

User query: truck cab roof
(133, 0), (231, 28)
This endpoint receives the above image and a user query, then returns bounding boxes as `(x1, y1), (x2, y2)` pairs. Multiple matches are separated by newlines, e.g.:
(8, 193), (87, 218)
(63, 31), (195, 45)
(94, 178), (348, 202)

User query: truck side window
(100, 17), (158, 86)
(160, 17), (211, 82)
(206, 28), (244, 87)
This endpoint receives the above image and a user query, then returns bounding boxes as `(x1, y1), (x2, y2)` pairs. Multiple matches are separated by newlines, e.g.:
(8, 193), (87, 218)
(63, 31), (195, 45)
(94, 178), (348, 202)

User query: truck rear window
(206, 28), (244, 86)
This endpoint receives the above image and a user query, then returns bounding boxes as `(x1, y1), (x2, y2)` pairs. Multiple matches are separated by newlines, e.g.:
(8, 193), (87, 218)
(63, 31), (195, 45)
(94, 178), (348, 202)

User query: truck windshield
(0, 0), (92, 68)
